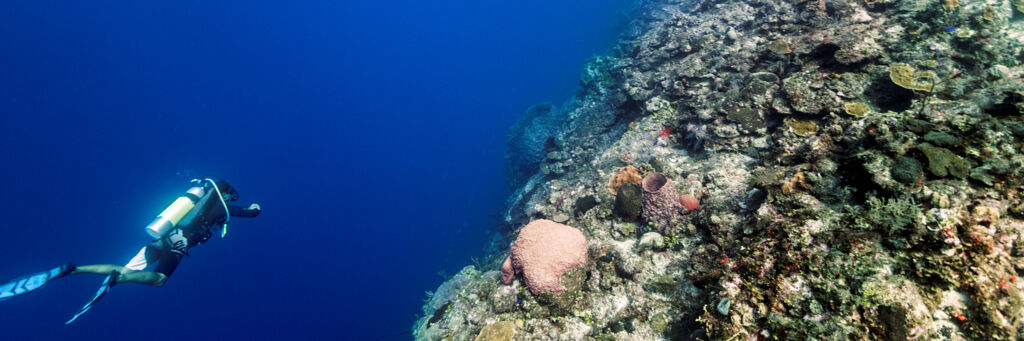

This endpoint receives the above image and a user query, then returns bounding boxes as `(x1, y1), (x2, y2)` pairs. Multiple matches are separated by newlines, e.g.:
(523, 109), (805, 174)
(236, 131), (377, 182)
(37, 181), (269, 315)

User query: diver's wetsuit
(126, 179), (261, 279)
(131, 203), (260, 278)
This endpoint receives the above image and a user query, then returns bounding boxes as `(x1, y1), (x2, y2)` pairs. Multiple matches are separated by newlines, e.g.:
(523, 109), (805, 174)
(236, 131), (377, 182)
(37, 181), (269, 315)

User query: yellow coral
(844, 102), (871, 117)
(972, 205), (1000, 224)
(983, 5), (995, 21)
(784, 118), (818, 136)
(609, 165), (642, 194)
(767, 37), (793, 54)
(889, 63), (938, 92)
(781, 172), (811, 194)
(475, 321), (515, 341)
(941, 0), (958, 10)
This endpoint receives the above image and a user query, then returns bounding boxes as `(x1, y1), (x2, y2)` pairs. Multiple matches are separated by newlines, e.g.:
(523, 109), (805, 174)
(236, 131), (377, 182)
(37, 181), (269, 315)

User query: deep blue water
(0, 1), (628, 339)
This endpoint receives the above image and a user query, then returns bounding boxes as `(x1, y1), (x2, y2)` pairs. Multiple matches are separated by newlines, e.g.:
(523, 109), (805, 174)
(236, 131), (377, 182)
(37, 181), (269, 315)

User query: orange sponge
(609, 166), (642, 195)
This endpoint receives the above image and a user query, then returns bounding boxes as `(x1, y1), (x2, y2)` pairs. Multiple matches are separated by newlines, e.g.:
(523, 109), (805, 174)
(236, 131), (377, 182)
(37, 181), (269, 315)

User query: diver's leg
(72, 264), (128, 275)
(117, 271), (167, 286)
(72, 265), (167, 287)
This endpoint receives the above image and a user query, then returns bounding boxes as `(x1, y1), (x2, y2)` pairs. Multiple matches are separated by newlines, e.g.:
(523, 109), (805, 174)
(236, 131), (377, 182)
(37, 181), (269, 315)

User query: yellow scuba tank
(144, 184), (208, 238)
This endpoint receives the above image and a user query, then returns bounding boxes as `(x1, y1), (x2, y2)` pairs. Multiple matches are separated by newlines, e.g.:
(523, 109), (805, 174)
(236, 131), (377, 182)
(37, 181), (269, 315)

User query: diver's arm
(228, 203), (261, 217)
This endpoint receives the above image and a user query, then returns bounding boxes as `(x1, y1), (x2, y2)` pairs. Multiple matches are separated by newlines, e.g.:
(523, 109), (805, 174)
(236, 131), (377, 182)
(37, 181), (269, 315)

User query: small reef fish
(942, 27), (958, 33)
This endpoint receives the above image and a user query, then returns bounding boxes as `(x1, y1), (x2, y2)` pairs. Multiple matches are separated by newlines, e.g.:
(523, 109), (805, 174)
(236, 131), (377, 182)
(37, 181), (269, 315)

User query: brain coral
(500, 219), (587, 295)
(608, 165), (642, 195)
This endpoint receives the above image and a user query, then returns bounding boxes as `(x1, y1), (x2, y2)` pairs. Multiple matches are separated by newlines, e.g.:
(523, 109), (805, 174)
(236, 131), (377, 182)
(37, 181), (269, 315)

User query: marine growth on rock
(415, 0), (1024, 339)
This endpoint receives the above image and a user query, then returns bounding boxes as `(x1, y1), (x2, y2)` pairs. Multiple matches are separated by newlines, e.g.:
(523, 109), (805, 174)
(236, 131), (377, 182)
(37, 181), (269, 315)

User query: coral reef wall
(415, 0), (1024, 339)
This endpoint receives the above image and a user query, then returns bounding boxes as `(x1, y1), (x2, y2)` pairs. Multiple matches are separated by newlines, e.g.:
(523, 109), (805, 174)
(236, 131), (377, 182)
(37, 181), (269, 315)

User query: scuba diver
(0, 175), (261, 324)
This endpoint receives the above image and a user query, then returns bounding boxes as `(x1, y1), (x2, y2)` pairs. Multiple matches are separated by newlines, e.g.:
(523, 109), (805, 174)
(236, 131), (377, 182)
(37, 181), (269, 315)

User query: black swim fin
(65, 270), (118, 325)
(0, 263), (75, 301)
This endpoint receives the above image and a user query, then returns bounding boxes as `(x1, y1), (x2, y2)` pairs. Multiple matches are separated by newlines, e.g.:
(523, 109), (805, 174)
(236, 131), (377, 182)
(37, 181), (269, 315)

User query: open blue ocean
(0, 1), (629, 339)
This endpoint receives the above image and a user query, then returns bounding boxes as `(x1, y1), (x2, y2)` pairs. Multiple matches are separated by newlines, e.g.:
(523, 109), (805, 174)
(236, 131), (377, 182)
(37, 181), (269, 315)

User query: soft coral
(684, 123), (710, 152)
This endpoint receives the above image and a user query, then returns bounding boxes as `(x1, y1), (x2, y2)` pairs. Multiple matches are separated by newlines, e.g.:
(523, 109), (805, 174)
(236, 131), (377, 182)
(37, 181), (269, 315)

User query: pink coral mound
(500, 219), (587, 294)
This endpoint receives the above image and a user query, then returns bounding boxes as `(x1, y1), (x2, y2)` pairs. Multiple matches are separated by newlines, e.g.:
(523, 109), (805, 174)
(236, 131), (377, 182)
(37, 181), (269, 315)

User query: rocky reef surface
(414, 0), (1024, 339)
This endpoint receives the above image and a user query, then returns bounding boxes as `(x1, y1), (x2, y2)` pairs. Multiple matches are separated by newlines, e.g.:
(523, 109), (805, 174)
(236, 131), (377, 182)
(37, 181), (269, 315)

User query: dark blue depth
(0, 1), (629, 340)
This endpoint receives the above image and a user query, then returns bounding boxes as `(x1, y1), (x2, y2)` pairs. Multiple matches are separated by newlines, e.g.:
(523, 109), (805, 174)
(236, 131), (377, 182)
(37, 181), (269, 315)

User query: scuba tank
(144, 182), (210, 238)
(144, 177), (236, 239)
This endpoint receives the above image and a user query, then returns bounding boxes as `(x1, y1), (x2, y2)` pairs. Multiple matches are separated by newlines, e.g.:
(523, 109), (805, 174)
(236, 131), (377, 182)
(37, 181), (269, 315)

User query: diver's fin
(0, 263), (75, 301)
(65, 270), (118, 325)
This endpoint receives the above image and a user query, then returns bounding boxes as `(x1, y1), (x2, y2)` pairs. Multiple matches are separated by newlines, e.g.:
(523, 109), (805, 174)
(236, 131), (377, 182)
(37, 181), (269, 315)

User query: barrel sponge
(500, 219), (587, 295)
(640, 173), (684, 231)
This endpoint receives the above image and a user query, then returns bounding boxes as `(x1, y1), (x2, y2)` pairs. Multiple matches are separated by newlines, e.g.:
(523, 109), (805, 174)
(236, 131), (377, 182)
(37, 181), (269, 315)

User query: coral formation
(918, 142), (970, 178)
(474, 321), (515, 341)
(608, 165), (641, 195)
(613, 183), (642, 222)
(415, 0), (1024, 339)
(500, 219), (587, 295)
(890, 156), (923, 185)
(784, 118), (818, 136)
(766, 37), (792, 55)
(889, 63), (939, 92)
(843, 101), (870, 117)
(678, 194), (699, 212)
(781, 171), (811, 194)
(640, 173), (684, 232)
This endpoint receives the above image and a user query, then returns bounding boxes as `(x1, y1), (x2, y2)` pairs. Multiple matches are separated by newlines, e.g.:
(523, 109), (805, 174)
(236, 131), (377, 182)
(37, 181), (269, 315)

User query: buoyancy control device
(144, 178), (232, 239)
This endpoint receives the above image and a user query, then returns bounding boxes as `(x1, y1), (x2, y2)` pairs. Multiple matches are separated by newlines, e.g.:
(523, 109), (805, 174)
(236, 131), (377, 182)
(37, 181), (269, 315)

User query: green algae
(613, 183), (642, 221)
(918, 143), (970, 179)
(891, 156), (923, 185)
(922, 131), (959, 147)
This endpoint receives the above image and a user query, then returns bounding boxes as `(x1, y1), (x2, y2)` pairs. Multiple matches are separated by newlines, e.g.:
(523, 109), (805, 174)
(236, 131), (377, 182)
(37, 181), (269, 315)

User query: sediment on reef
(414, 0), (1024, 339)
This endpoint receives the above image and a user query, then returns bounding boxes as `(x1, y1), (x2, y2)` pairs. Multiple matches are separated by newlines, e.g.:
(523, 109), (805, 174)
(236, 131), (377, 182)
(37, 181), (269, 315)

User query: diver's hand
(247, 203), (262, 215)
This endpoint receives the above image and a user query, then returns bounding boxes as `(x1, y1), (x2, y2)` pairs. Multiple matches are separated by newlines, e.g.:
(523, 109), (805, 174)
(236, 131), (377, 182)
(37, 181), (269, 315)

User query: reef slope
(414, 0), (1024, 339)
